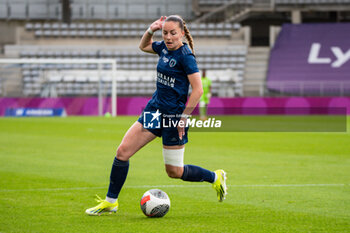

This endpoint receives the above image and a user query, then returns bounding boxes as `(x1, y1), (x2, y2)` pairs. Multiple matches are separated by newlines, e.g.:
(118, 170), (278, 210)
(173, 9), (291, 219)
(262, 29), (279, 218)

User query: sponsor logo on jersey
(157, 72), (175, 88)
(162, 56), (169, 63)
(162, 49), (168, 55)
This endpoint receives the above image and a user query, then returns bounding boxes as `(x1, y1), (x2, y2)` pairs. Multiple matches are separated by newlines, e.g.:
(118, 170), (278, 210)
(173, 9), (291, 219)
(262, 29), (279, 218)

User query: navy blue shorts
(137, 104), (188, 146)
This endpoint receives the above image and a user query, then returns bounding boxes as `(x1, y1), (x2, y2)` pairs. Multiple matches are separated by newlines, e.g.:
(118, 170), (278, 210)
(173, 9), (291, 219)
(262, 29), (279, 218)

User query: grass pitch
(0, 116), (349, 233)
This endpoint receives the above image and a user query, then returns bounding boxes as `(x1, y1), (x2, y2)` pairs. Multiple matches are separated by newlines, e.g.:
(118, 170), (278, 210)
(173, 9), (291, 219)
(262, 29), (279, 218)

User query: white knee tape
(199, 101), (206, 107)
(163, 148), (184, 167)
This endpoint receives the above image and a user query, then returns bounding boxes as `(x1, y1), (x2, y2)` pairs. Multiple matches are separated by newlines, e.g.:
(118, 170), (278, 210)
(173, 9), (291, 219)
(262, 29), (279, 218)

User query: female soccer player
(86, 15), (227, 216)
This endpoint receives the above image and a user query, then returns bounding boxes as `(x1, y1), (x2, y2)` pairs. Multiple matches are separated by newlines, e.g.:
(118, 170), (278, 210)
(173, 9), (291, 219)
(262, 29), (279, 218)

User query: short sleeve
(152, 41), (164, 55)
(181, 54), (199, 75)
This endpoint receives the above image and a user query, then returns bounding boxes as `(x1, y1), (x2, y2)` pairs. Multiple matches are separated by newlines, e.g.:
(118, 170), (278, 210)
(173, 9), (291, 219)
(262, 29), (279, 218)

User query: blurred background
(0, 0), (349, 116)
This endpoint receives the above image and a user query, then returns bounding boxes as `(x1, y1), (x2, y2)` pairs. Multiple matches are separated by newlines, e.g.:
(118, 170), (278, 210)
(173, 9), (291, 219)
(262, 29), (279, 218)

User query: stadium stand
(5, 44), (245, 97)
(0, 0), (193, 20)
(1, 0), (350, 98)
(11, 45), (246, 70)
(26, 22), (235, 39)
(3, 7), (247, 97)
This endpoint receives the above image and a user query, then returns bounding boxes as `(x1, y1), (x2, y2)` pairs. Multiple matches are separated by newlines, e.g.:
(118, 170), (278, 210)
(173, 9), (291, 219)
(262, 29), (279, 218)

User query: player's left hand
(177, 117), (187, 140)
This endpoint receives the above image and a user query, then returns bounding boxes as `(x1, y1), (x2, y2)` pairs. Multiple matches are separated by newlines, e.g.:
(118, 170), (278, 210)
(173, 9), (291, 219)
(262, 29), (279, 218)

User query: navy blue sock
(107, 157), (129, 199)
(181, 165), (215, 183)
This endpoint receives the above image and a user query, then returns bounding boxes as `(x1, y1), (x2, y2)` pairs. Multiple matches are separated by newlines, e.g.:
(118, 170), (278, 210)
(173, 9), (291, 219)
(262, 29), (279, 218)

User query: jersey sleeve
(181, 54), (199, 75)
(152, 41), (164, 56)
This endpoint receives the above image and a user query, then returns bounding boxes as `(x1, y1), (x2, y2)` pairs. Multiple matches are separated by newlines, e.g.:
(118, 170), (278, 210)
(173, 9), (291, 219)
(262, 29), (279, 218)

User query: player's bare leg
(116, 121), (157, 161)
(86, 121), (156, 215)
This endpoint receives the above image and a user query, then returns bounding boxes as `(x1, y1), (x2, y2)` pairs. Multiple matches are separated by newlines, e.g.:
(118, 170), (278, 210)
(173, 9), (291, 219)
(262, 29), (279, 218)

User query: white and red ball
(140, 189), (170, 217)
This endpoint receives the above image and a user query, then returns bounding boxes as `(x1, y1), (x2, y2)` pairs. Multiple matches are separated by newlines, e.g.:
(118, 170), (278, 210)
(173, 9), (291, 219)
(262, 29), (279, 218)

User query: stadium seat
(78, 30), (87, 37)
(61, 30), (69, 37)
(78, 23), (86, 30)
(76, 75), (87, 82)
(52, 30), (60, 37)
(87, 30), (95, 37)
(25, 23), (34, 31)
(88, 75), (99, 82)
(34, 23), (42, 30)
(43, 23), (51, 30)
(49, 74), (62, 82)
(60, 23), (68, 30)
(43, 30), (52, 37)
(34, 30), (43, 37)
(87, 23), (94, 30)
(63, 75), (75, 82)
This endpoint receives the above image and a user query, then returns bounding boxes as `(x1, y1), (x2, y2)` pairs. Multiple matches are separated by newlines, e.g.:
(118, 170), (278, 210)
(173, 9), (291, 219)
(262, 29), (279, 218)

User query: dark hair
(165, 15), (195, 54)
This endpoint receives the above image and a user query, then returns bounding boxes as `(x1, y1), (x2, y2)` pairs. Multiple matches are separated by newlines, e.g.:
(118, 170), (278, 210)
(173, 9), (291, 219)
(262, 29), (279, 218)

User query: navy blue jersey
(147, 41), (199, 114)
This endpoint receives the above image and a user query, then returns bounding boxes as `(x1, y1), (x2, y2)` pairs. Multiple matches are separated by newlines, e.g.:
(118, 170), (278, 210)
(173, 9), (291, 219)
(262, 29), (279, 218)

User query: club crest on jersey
(169, 58), (177, 67)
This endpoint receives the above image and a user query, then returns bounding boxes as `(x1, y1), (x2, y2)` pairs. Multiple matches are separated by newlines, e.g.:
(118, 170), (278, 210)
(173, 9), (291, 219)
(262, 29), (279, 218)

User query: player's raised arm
(139, 16), (167, 53)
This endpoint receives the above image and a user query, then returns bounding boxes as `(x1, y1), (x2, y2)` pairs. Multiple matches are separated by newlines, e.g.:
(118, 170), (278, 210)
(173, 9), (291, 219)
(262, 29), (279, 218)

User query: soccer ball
(140, 189), (170, 217)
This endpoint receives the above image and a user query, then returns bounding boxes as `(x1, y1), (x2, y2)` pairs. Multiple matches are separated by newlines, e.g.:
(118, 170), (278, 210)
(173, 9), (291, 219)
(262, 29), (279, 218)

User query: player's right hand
(177, 117), (187, 140)
(149, 16), (167, 32)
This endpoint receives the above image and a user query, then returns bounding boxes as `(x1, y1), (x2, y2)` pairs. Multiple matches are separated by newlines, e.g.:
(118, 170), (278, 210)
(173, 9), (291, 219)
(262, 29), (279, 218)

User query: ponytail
(183, 21), (195, 55)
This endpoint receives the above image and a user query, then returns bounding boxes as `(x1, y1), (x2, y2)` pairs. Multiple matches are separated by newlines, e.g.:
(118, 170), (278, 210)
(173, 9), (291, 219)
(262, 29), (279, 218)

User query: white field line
(0, 183), (347, 192)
